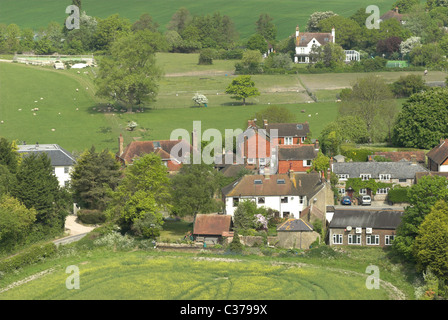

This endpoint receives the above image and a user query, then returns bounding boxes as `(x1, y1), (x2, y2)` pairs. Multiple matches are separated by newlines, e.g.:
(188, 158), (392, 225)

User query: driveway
(65, 215), (95, 236)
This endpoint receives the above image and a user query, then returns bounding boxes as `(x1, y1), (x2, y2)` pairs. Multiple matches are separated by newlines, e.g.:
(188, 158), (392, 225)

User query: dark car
(341, 196), (352, 205)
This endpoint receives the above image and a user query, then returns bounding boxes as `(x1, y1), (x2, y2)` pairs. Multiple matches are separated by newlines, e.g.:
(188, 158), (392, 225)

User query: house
(379, 7), (406, 25)
(264, 121), (310, 145)
(293, 25), (360, 64)
(222, 171), (333, 219)
(237, 120), (274, 169)
(277, 143), (318, 174)
(328, 208), (404, 247)
(276, 218), (320, 249)
(332, 159), (428, 201)
(116, 134), (192, 172)
(193, 214), (232, 245)
(426, 138), (448, 172)
(17, 143), (76, 187)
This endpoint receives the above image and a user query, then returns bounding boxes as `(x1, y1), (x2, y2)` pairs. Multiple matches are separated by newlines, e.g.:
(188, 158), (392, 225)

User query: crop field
(0, 0), (396, 40)
(0, 247), (410, 300)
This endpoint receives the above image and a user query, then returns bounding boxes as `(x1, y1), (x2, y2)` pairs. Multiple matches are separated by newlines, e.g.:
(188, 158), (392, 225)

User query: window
(283, 211), (290, 218)
(377, 188), (390, 194)
(360, 174), (371, 181)
(366, 235), (379, 245)
(281, 197), (288, 203)
(338, 174), (349, 180)
(298, 196), (304, 204)
(359, 188), (367, 195)
(333, 234), (343, 245)
(259, 158), (266, 165)
(258, 197), (265, 204)
(233, 197), (239, 207)
(254, 179), (263, 185)
(305, 160), (312, 167)
(398, 178), (407, 183)
(379, 174), (391, 181)
(348, 234), (361, 245)
(247, 158), (255, 164)
(284, 137), (293, 145)
(64, 167), (70, 174)
(385, 235), (395, 246)
(277, 179), (286, 185)
(338, 188), (345, 194)
(301, 137), (306, 143)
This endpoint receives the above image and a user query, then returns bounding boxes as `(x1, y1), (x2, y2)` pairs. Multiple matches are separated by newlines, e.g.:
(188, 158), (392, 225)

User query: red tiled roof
(426, 139), (448, 165)
(373, 151), (425, 163)
(296, 32), (333, 47)
(193, 214), (232, 236)
(119, 140), (192, 164)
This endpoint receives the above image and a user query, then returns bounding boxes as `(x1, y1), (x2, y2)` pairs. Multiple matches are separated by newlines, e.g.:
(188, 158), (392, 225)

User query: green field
(0, 244), (413, 300)
(0, 0), (396, 40)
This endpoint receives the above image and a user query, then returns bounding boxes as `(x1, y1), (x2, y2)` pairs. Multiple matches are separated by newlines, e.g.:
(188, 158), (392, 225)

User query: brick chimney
(314, 139), (319, 151)
(118, 134), (124, 156)
(263, 119), (268, 128)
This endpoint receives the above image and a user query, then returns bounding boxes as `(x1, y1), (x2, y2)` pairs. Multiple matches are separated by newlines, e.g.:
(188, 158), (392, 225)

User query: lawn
(0, 245), (412, 300)
(0, 0), (397, 40)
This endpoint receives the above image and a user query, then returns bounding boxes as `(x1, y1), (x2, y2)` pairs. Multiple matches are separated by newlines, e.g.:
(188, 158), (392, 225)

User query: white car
(361, 195), (371, 206)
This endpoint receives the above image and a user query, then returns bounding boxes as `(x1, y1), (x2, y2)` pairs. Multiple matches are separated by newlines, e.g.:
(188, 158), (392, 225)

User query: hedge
(387, 186), (410, 204)
(0, 243), (57, 275)
(77, 209), (107, 225)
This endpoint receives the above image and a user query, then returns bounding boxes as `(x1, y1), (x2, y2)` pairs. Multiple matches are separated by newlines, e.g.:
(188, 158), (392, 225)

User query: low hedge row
(77, 209), (107, 225)
(0, 243), (57, 275)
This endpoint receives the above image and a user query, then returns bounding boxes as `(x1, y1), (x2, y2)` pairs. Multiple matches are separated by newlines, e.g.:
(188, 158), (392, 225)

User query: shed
(276, 218), (320, 249)
(193, 214), (232, 245)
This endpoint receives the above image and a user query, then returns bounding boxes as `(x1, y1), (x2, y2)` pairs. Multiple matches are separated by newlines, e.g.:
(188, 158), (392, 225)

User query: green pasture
(0, 247), (405, 300)
(0, 0), (396, 40)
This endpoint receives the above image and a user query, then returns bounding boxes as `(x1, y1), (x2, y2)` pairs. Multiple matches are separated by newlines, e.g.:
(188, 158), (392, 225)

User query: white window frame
(259, 158), (266, 165)
(284, 137), (293, 145)
(379, 174), (391, 181)
(385, 235), (395, 246)
(338, 188), (345, 194)
(247, 158), (255, 164)
(258, 197), (265, 204)
(366, 234), (379, 245)
(233, 197), (239, 207)
(359, 188), (367, 195)
(304, 159), (312, 167)
(333, 234), (343, 245)
(338, 174), (349, 181)
(298, 196), (304, 204)
(348, 234), (362, 245)
(360, 174), (371, 181)
(377, 188), (390, 195)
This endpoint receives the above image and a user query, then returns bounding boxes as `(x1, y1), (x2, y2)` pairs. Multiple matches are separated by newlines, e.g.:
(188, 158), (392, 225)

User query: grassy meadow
(0, 244), (415, 300)
(0, 0), (397, 40)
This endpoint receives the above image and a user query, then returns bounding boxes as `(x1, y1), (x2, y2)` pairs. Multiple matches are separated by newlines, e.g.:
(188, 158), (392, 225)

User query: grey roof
(332, 161), (428, 179)
(265, 123), (310, 138)
(329, 208), (404, 229)
(278, 145), (317, 161)
(17, 144), (76, 166)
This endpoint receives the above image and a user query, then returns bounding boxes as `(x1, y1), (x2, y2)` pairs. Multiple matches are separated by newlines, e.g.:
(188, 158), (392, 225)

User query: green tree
(255, 13), (277, 42)
(391, 74), (428, 98)
(310, 42), (345, 68)
(225, 75), (260, 105)
(392, 0), (419, 13)
(233, 200), (268, 231)
(13, 153), (70, 234)
(235, 49), (263, 74)
(107, 153), (171, 233)
(306, 11), (337, 32)
(251, 105), (297, 128)
(95, 29), (165, 113)
(93, 14), (132, 53)
(0, 195), (36, 252)
(70, 146), (121, 210)
(5, 23), (21, 53)
(393, 175), (448, 260)
(0, 137), (19, 173)
(318, 15), (361, 49)
(170, 163), (221, 217)
(246, 33), (267, 54)
(198, 48), (214, 65)
(132, 13), (159, 32)
(166, 7), (192, 34)
(413, 200), (448, 283)
(0, 164), (16, 197)
(393, 88), (448, 149)
(308, 152), (330, 173)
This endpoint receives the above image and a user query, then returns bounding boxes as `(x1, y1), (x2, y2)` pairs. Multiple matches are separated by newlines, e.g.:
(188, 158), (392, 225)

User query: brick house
(277, 143), (318, 173)
(328, 208), (404, 247)
(426, 138), (448, 172)
(264, 121), (310, 145)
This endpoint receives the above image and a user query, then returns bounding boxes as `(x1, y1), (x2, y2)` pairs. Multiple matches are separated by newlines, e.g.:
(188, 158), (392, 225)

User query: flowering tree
(192, 93), (208, 107)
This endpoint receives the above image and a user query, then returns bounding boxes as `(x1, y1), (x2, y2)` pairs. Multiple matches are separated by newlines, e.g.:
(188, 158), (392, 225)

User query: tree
(392, 88), (448, 149)
(310, 42), (345, 68)
(308, 152), (330, 173)
(107, 153), (171, 233)
(250, 105), (296, 128)
(306, 11), (337, 32)
(225, 75), (260, 105)
(246, 33), (267, 54)
(255, 13), (277, 42)
(167, 7), (192, 34)
(399, 36), (421, 57)
(393, 175), (448, 260)
(192, 93), (208, 107)
(95, 29), (164, 113)
(391, 74), (427, 98)
(264, 53), (293, 70)
(339, 76), (394, 142)
(376, 36), (402, 58)
(392, 0), (419, 13)
(132, 13), (159, 32)
(318, 15), (361, 49)
(413, 200), (448, 283)
(70, 146), (121, 211)
(93, 14), (132, 53)
(12, 153), (70, 234)
(0, 137), (19, 173)
(233, 200), (268, 231)
(170, 163), (221, 217)
(198, 48), (214, 65)
(0, 195), (36, 252)
(235, 49), (263, 74)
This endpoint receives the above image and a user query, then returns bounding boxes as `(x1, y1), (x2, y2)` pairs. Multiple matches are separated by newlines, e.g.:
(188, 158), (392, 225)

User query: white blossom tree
(192, 93), (208, 107)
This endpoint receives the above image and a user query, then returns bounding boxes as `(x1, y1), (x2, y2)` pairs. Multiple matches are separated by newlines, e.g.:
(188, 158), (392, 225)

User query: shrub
(388, 186), (410, 204)
(0, 243), (57, 275)
(77, 209), (107, 225)
(228, 230), (244, 253)
(198, 48), (214, 65)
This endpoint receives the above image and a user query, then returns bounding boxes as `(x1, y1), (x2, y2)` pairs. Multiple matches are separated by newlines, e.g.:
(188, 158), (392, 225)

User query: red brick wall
(278, 160), (308, 173)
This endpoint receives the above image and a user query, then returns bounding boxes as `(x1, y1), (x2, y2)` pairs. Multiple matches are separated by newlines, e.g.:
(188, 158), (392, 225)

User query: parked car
(341, 196), (351, 205)
(361, 195), (371, 206)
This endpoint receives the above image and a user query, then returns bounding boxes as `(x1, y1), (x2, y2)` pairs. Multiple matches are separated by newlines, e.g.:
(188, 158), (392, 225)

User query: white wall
(225, 195), (306, 218)
(54, 166), (72, 187)
(440, 165), (448, 172)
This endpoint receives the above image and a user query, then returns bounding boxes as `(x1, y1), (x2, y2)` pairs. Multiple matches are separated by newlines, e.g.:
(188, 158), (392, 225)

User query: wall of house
(239, 133), (271, 163)
(278, 160), (310, 173)
(329, 227), (397, 247)
(225, 195), (304, 218)
(54, 166), (72, 187)
(278, 137), (304, 145)
(277, 231), (320, 249)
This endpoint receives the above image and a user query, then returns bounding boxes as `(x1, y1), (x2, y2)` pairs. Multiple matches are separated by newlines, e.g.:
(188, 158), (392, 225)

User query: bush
(391, 74), (427, 98)
(76, 209), (106, 225)
(0, 243), (57, 275)
(198, 48), (214, 65)
(388, 186), (410, 204)
(228, 230), (244, 253)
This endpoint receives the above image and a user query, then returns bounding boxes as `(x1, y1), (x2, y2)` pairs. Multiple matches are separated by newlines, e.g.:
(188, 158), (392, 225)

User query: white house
(221, 172), (330, 219)
(17, 143), (76, 187)
(293, 25), (359, 63)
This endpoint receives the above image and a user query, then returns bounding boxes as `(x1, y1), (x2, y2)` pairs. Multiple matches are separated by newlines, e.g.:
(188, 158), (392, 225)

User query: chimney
(118, 134), (124, 156)
(264, 167), (270, 179)
(410, 154), (417, 165)
(314, 139), (319, 151)
(330, 157), (334, 171)
(263, 119), (268, 128)
(327, 167), (331, 182)
(394, 6), (399, 13)
(331, 27), (335, 44)
(296, 25), (299, 39)
(368, 155), (374, 162)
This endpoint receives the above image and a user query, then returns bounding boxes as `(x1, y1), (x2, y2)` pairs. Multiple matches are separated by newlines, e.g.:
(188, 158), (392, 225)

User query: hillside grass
(0, 242), (417, 300)
(0, 0), (397, 40)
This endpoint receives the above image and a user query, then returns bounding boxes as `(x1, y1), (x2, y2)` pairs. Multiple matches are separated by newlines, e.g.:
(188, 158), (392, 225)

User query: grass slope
(0, 0), (396, 40)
